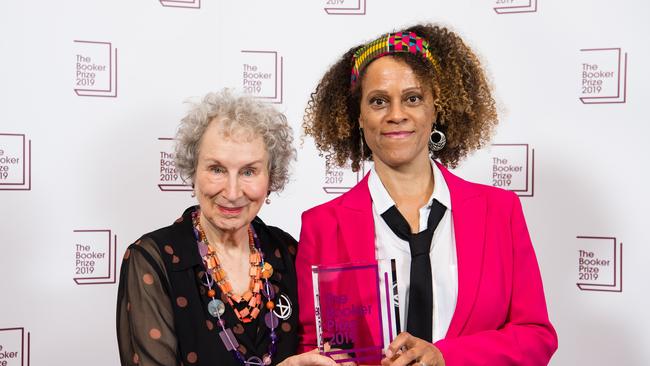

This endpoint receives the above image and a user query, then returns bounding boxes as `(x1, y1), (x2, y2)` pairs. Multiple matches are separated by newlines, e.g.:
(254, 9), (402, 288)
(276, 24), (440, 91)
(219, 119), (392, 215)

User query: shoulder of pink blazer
(300, 170), (371, 231)
(436, 161), (517, 210)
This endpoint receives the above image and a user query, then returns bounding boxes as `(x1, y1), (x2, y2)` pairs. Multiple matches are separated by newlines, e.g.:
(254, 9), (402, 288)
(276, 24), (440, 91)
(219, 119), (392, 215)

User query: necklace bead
(208, 298), (226, 317)
(261, 262), (274, 279)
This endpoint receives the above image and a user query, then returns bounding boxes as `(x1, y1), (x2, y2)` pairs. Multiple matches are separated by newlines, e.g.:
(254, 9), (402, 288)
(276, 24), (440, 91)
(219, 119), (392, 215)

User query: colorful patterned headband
(350, 31), (440, 89)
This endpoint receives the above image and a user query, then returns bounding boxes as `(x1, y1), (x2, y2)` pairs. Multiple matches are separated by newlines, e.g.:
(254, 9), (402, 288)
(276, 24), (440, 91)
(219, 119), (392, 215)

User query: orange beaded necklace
(196, 218), (273, 323)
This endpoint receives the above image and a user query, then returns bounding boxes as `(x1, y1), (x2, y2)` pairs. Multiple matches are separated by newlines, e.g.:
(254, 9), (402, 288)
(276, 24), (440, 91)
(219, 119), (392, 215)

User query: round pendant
(207, 298), (225, 317)
(260, 262), (274, 279)
(264, 312), (279, 329)
(273, 294), (293, 320)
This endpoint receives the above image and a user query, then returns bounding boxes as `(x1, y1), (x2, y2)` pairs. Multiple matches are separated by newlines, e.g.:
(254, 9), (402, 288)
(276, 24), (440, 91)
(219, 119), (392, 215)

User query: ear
(432, 99), (443, 125)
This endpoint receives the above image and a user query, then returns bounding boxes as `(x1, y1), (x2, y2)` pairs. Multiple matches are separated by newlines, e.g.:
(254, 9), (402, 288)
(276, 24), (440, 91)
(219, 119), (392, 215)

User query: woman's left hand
(381, 332), (445, 366)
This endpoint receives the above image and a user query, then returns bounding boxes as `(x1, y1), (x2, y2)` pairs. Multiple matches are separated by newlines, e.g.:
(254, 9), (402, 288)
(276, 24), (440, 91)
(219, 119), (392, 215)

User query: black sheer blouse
(116, 206), (299, 366)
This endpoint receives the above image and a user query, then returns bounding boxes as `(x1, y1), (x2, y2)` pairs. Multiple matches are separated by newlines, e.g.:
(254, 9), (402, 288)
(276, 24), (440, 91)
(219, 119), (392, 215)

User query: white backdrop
(1, 0), (649, 365)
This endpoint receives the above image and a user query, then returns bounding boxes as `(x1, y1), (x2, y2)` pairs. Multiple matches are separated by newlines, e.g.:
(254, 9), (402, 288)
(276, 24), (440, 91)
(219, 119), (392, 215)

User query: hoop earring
(429, 125), (446, 152)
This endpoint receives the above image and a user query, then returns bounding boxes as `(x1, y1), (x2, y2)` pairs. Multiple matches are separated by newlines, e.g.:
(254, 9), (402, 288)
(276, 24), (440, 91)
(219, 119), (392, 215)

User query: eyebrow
(203, 158), (266, 166)
(366, 86), (423, 95)
(401, 86), (423, 93)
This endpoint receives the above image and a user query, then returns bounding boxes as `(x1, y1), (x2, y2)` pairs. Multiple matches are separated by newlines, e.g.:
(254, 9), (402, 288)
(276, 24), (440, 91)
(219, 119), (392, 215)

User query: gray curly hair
(174, 89), (296, 192)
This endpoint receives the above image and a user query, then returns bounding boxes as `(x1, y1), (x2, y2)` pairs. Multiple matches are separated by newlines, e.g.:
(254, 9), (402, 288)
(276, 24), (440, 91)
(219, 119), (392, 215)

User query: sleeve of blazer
(296, 208), (319, 353)
(296, 206), (341, 354)
(434, 193), (558, 366)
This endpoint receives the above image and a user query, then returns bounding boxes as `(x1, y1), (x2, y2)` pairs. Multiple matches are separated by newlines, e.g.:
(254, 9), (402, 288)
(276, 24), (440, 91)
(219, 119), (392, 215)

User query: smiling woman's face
(359, 56), (436, 171)
(193, 119), (270, 236)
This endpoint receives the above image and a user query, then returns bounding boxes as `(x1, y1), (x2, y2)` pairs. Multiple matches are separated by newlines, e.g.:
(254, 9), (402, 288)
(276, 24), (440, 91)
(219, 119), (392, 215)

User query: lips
(217, 205), (244, 215)
(382, 131), (414, 138)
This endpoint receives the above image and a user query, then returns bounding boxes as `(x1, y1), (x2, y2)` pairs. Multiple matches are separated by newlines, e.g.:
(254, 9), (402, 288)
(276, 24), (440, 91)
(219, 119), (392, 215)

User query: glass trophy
(312, 259), (399, 364)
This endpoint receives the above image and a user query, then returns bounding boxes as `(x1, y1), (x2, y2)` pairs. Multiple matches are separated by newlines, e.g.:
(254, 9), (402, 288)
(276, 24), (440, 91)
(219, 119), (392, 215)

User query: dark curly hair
(303, 23), (498, 171)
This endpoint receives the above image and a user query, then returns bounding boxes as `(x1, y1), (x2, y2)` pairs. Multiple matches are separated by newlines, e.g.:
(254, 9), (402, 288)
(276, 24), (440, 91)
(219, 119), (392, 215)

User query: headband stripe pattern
(351, 31), (439, 89)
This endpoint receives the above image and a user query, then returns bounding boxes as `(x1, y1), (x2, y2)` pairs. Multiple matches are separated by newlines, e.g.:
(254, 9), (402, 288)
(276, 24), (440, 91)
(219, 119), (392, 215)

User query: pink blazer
(296, 162), (558, 365)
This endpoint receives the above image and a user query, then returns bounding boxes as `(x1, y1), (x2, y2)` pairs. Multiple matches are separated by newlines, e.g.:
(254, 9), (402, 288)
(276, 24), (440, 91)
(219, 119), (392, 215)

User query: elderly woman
(117, 90), (335, 366)
(297, 24), (558, 366)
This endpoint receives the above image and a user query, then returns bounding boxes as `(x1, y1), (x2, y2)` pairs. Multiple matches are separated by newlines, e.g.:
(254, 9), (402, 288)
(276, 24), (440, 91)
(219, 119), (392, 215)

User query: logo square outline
(494, 0), (537, 14)
(72, 229), (117, 285)
(157, 137), (192, 192)
(240, 50), (284, 104)
(159, 0), (200, 8)
(491, 143), (535, 197)
(0, 327), (31, 366)
(0, 133), (32, 191)
(324, 0), (366, 15)
(576, 236), (623, 293)
(73, 40), (118, 98)
(579, 48), (628, 104)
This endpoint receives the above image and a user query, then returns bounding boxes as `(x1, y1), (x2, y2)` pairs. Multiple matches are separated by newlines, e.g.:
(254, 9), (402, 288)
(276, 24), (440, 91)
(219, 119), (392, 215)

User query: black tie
(380, 199), (446, 342)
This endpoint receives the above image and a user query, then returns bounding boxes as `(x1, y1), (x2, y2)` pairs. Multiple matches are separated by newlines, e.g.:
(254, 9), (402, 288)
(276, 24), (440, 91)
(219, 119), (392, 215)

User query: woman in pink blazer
(297, 24), (557, 366)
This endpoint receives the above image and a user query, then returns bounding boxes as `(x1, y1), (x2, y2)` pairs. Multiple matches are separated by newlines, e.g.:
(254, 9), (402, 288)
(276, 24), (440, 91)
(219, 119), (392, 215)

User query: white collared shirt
(369, 159), (458, 342)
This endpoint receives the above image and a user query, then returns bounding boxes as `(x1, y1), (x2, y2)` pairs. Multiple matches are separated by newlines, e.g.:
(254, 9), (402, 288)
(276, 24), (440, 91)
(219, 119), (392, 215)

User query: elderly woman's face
(359, 56), (435, 170)
(194, 120), (270, 236)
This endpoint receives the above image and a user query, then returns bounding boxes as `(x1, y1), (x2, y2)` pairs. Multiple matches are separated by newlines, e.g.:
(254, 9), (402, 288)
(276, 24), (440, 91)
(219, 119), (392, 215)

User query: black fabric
(380, 200), (446, 342)
(116, 206), (299, 366)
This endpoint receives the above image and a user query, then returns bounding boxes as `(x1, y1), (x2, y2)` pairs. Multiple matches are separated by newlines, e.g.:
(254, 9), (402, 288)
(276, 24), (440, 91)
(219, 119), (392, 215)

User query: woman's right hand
(381, 332), (445, 366)
(278, 348), (338, 366)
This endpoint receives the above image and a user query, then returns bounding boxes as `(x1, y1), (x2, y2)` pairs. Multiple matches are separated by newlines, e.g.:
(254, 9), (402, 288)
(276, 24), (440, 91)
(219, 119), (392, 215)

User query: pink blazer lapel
(437, 162), (487, 338)
(335, 173), (376, 264)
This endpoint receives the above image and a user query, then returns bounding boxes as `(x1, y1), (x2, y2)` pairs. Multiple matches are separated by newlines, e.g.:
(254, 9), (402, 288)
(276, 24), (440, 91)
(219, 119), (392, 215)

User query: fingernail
(385, 349), (393, 358)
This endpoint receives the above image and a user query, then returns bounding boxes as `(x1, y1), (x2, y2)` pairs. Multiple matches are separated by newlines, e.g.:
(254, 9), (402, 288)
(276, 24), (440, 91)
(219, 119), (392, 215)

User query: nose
(387, 101), (407, 124)
(223, 173), (243, 201)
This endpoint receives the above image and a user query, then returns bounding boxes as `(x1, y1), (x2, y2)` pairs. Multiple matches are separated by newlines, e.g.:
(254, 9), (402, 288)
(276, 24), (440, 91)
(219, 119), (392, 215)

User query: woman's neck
(199, 212), (250, 257)
(374, 154), (434, 210)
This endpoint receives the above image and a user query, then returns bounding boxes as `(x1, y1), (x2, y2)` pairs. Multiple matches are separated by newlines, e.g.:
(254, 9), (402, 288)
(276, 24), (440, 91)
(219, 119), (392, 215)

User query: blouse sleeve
(116, 237), (180, 366)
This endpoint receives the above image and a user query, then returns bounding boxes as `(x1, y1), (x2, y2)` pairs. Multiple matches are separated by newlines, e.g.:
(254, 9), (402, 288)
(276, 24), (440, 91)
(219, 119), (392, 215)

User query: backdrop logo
(324, 0), (366, 15)
(576, 236), (623, 292)
(158, 138), (191, 192)
(579, 48), (628, 104)
(0, 328), (30, 366)
(0, 133), (31, 191)
(240, 50), (283, 104)
(489, 144), (534, 197)
(322, 155), (369, 194)
(493, 0), (537, 14)
(73, 40), (118, 98)
(73, 229), (117, 285)
(159, 0), (200, 8)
